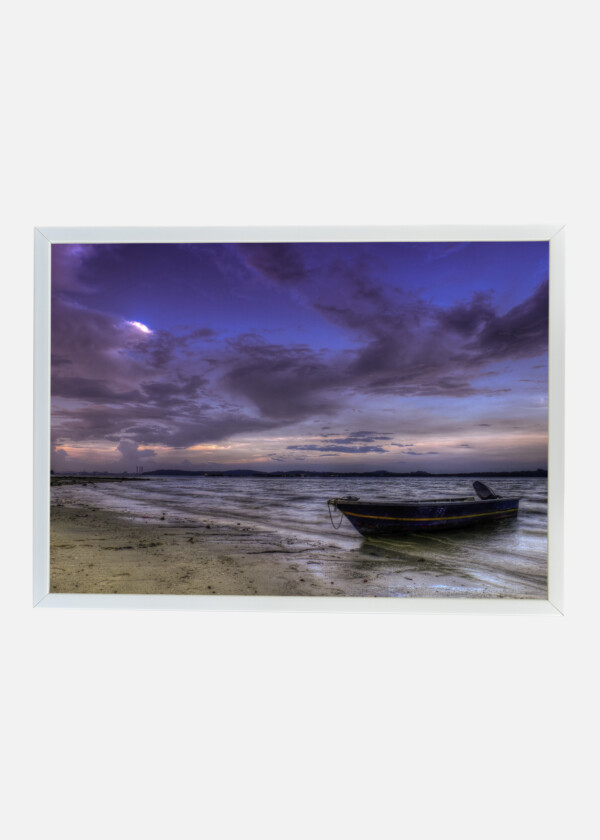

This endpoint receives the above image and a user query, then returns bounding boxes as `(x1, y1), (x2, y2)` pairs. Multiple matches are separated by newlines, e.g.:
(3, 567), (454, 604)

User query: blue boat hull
(329, 497), (520, 536)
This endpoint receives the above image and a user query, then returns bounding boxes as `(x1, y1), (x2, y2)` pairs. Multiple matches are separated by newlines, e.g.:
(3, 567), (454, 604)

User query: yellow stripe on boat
(338, 507), (519, 523)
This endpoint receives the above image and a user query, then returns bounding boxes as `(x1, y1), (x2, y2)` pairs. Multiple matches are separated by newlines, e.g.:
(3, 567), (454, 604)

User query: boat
(327, 481), (520, 537)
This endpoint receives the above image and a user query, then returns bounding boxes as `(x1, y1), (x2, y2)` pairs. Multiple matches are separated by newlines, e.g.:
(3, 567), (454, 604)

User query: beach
(50, 501), (495, 597)
(50, 476), (548, 598)
(50, 501), (349, 596)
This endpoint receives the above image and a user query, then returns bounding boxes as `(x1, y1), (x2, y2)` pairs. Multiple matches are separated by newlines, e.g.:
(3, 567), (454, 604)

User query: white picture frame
(34, 225), (565, 614)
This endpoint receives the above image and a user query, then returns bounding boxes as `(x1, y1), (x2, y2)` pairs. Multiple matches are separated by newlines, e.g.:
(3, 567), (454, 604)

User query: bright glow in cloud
(127, 320), (151, 333)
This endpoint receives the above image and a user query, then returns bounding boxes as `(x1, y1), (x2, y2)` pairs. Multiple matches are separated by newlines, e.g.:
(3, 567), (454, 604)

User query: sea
(52, 475), (548, 598)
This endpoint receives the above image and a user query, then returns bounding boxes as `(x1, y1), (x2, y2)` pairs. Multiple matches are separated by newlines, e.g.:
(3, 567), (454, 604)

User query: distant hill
(142, 468), (548, 479)
(51, 468), (547, 479)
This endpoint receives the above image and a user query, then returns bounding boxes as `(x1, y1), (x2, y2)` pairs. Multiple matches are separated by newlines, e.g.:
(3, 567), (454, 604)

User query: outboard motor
(473, 480), (500, 500)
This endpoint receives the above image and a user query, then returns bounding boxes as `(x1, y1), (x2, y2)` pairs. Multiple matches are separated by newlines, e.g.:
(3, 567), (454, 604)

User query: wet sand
(50, 494), (521, 597)
(50, 503), (344, 596)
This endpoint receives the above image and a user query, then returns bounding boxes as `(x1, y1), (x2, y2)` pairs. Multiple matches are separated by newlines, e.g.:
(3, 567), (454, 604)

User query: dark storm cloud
(287, 444), (389, 454)
(319, 431), (393, 444)
(141, 375), (208, 405)
(51, 244), (120, 294)
(437, 291), (495, 336)
(52, 376), (209, 432)
(51, 297), (156, 396)
(160, 416), (279, 448)
(51, 354), (72, 368)
(53, 399), (281, 449)
(326, 436), (391, 445)
(227, 243), (548, 403)
(221, 336), (339, 421)
(52, 404), (130, 443)
(51, 302), (209, 417)
(133, 328), (217, 370)
(236, 243), (309, 285)
(136, 332), (178, 369)
(52, 447), (69, 467)
(121, 424), (168, 438)
(52, 377), (143, 402)
(314, 278), (548, 397)
(117, 440), (157, 461)
(314, 291), (473, 397)
(188, 328), (216, 340)
(349, 430), (390, 438)
(466, 280), (549, 361)
(283, 429), (412, 456)
(50, 295), (283, 450)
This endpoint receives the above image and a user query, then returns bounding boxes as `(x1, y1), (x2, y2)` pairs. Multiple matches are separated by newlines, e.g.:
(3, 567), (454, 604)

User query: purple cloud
(287, 444), (389, 454)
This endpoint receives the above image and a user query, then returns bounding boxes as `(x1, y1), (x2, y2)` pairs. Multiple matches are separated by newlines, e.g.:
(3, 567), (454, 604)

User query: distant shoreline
(50, 475), (149, 487)
(51, 468), (548, 482)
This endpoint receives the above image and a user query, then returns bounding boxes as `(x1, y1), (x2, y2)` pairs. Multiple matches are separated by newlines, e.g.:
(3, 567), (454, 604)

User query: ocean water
(52, 476), (548, 598)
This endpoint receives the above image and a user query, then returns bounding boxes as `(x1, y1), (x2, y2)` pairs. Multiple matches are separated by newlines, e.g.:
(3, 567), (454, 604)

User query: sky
(50, 240), (549, 473)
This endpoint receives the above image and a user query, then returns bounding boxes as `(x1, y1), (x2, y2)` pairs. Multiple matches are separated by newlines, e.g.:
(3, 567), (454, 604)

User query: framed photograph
(33, 226), (564, 613)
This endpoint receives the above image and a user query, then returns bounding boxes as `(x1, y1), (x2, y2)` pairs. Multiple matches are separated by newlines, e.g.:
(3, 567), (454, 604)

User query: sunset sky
(51, 240), (549, 473)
